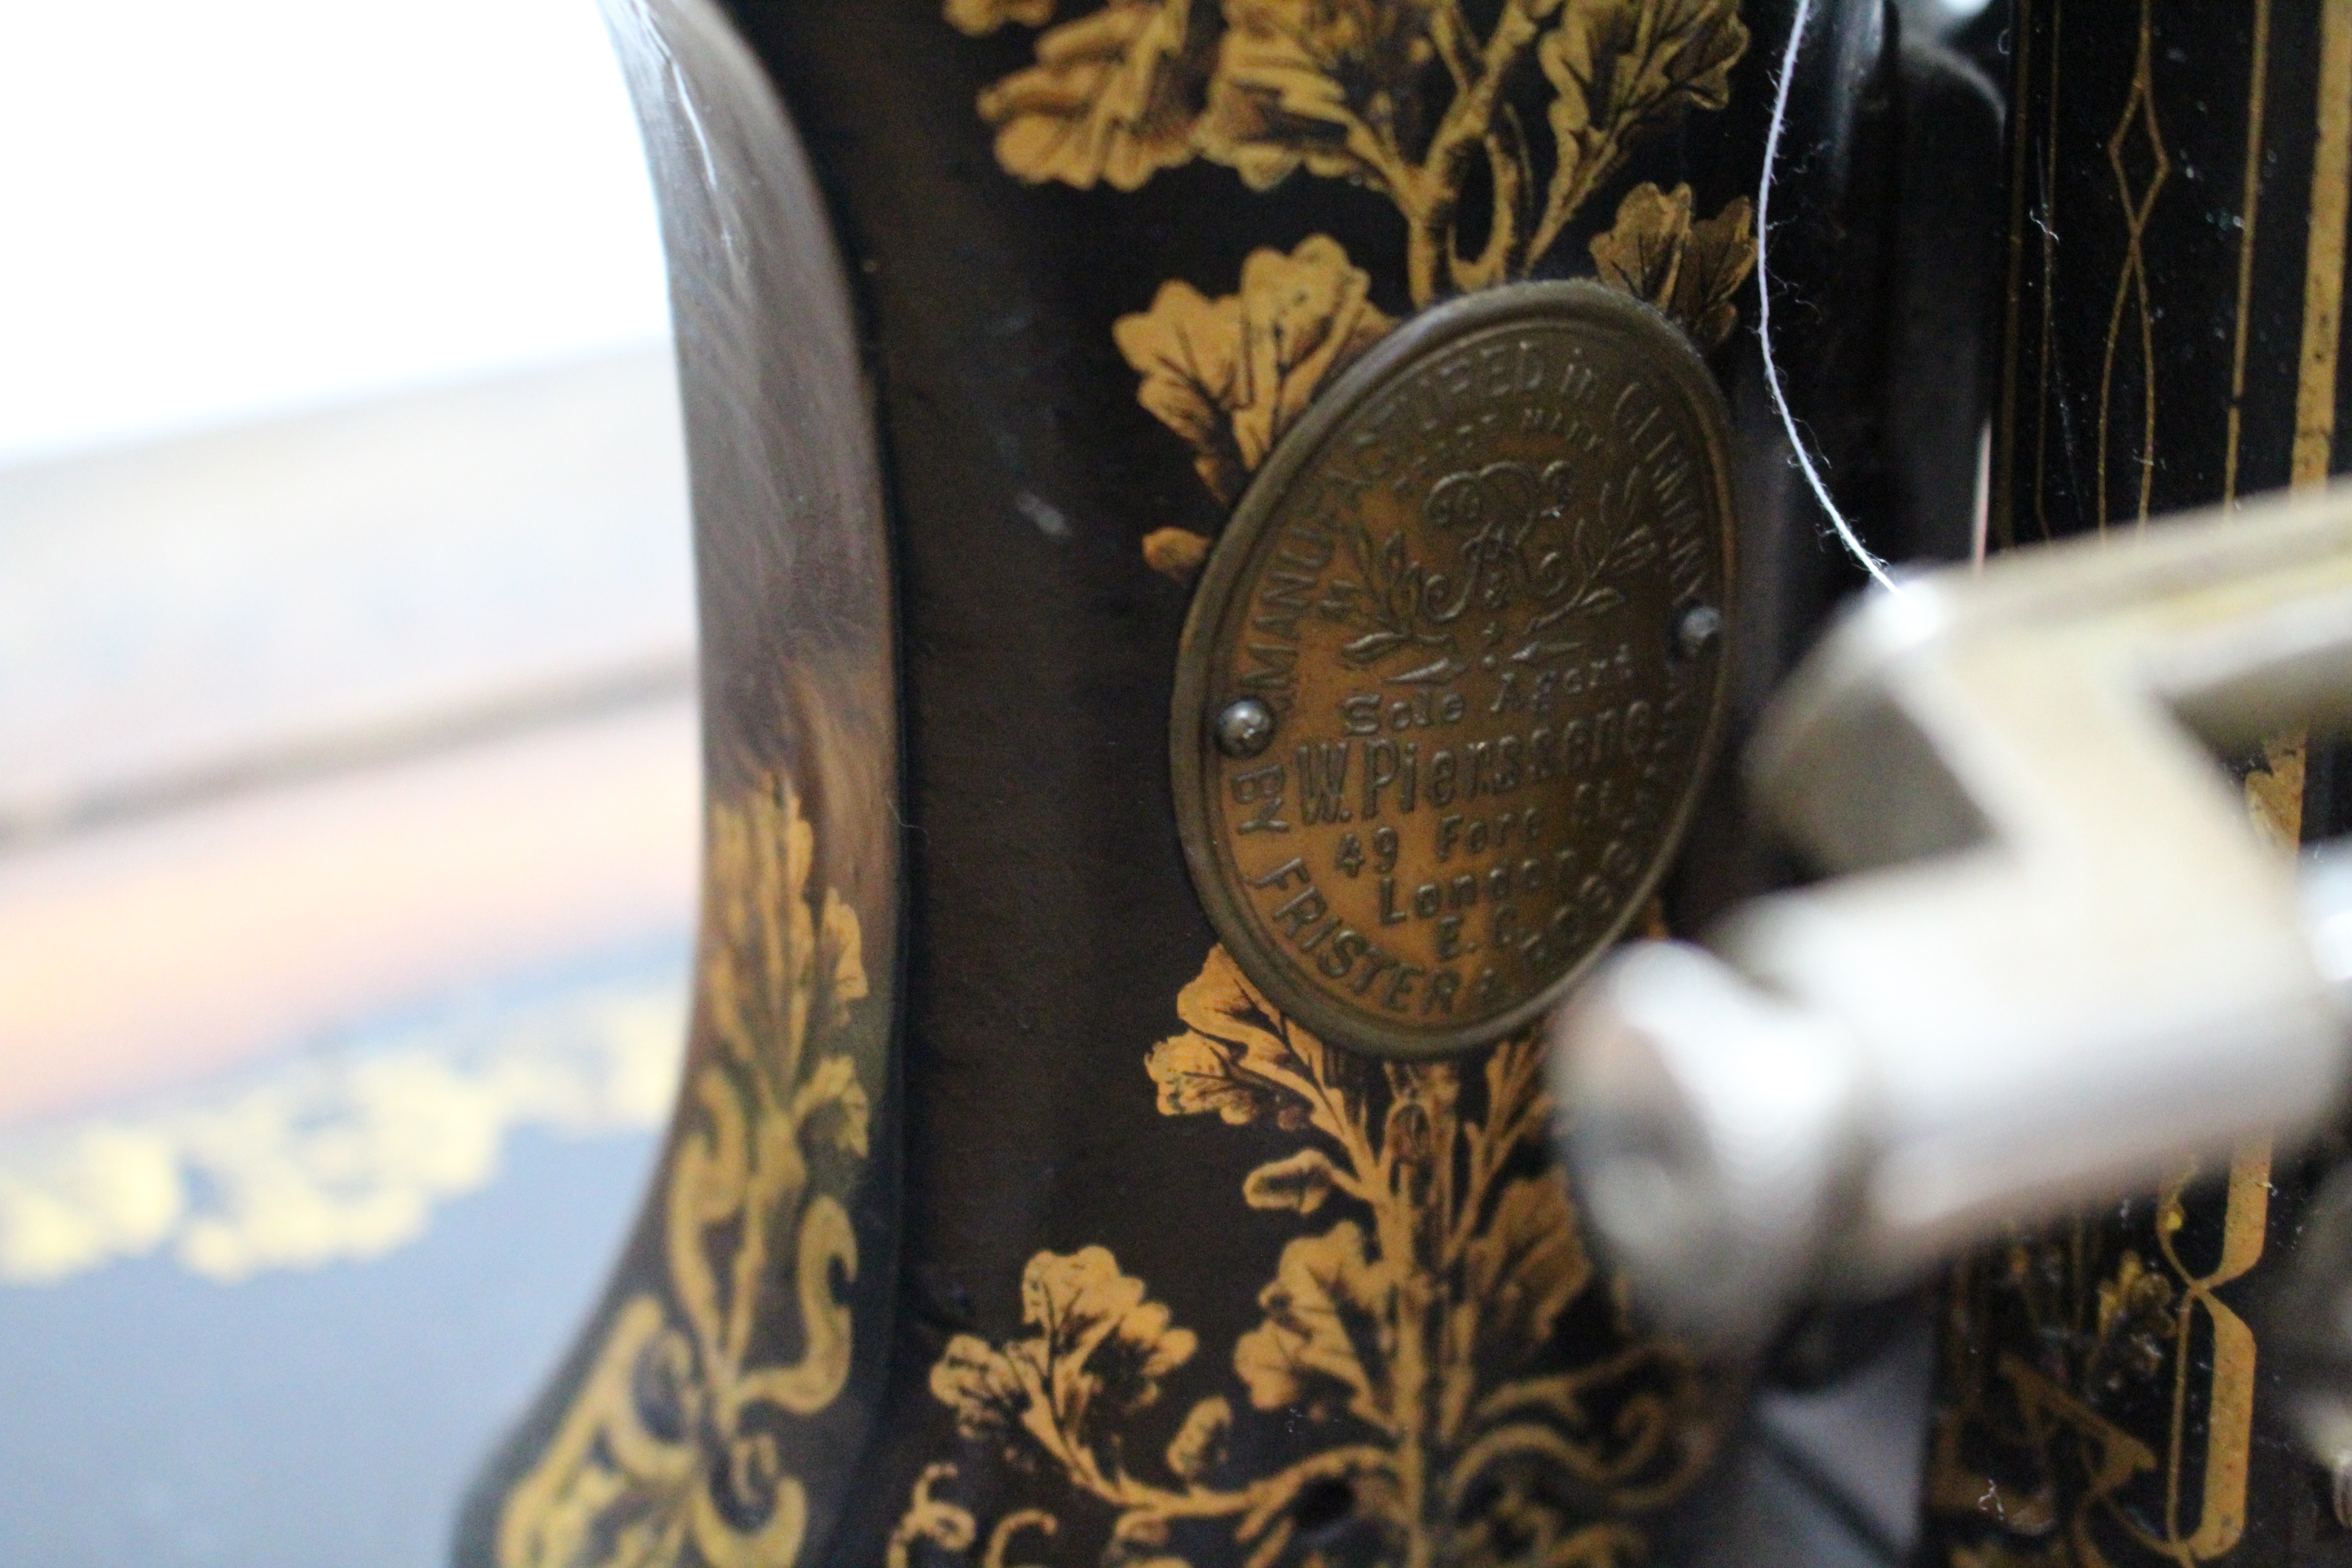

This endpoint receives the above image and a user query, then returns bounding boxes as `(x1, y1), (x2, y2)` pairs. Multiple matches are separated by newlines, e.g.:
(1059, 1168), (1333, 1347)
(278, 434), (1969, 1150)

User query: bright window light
(0, 0), (671, 467)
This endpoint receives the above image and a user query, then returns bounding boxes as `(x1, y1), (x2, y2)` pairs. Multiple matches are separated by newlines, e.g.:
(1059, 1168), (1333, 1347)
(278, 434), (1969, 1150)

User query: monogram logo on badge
(1172, 281), (1737, 1058)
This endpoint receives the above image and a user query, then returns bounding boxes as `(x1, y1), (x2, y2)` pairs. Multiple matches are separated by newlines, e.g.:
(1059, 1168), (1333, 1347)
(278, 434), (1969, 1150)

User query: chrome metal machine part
(1553, 481), (2352, 1350)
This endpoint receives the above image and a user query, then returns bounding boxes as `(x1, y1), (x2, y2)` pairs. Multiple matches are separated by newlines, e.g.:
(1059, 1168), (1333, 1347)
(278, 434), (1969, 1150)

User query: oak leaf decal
(1234, 1220), (1393, 1425)
(931, 1334), (1032, 1448)
(1171, 942), (1295, 1077)
(1143, 1029), (1292, 1127)
(1165, 1395), (1234, 1482)
(978, 0), (1210, 191)
(1534, 0), (1749, 257)
(934, 1246), (1200, 1474)
(1194, 0), (1426, 194)
(1023, 1247), (1198, 1416)
(1465, 1175), (1591, 1368)
(945, 0), (1055, 34)
(1590, 181), (1756, 348)
(1242, 1147), (1340, 1214)
(1116, 279), (1247, 503)
(1114, 234), (1393, 504)
(1140, 525), (1212, 584)
(1145, 942), (1351, 1135)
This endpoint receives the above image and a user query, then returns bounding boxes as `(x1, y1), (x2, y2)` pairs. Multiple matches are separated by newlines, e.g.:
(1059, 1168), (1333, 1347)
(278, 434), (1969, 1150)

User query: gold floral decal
(1115, 208), (1748, 585)
(962, 0), (1757, 576)
(1019, 0), (1758, 582)
(963, 0), (1749, 306)
(496, 773), (871, 1568)
(1122, 236), (1395, 583)
(1116, 234), (1397, 507)
(892, 946), (1710, 1568)
(960, 0), (1215, 191)
(946, 0), (1055, 35)
(1588, 181), (1755, 352)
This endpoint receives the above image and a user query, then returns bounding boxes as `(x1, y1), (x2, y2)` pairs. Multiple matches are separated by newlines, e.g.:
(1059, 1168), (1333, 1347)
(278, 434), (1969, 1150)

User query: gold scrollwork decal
(497, 773), (872, 1568)
(1925, 1144), (2274, 1567)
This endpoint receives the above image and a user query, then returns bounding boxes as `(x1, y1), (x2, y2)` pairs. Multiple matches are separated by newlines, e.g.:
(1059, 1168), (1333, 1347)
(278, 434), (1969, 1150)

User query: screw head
(1213, 697), (1276, 759)
(1675, 603), (1724, 660)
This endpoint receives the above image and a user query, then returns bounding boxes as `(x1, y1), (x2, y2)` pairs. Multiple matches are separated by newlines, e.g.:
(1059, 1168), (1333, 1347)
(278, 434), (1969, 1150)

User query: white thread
(1755, 0), (1904, 594)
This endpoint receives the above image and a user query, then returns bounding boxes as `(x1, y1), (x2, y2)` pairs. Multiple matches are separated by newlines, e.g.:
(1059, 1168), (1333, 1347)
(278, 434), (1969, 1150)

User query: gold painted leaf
(930, 1248), (1201, 1465)
(1589, 181), (1755, 348)
(931, 1332), (1033, 1445)
(1020, 1246), (1198, 1429)
(1241, 1147), (1338, 1214)
(1117, 280), (1247, 502)
(1146, 944), (1336, 1131)
(1589, 181), (1688, 301)
(1671, 193), (1757, 348)
(1465, 1175), (1591, 1367)
(1114, 234), (1393, 505)
(1144, 1029), (1288, 1125)
(820, 887), (868, 1026)
(1142, 525), (1212, 584)
(946, 0), (1054, 35)
(978, 0), (1210, 191)
(1173, 943), (1294, 1073)
(1194, 0), (1425, 193)
(1233, 1220), (1391, 1424)
(1540, 0), (1749, 214)
(1166, 1395), (1234, 1481)
(1226, 236), (1396, 476)
(793, 1054), (871, 1159)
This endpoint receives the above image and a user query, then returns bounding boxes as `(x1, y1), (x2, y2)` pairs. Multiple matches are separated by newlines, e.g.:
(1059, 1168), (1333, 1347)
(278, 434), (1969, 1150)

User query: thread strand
(1756, 0), (1903, 594)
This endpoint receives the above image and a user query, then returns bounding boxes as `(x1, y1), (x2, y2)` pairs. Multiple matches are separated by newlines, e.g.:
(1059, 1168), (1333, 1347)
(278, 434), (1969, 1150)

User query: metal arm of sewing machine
(1548, 481), (2352, 1483)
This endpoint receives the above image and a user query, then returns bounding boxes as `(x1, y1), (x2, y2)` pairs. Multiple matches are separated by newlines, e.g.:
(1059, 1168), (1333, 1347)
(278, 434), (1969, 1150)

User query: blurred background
(0, 0), (697, 1561)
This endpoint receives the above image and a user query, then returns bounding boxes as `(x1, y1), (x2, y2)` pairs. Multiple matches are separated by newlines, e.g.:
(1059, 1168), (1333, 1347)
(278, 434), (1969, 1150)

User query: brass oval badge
(1171, 281), (1736, 1059)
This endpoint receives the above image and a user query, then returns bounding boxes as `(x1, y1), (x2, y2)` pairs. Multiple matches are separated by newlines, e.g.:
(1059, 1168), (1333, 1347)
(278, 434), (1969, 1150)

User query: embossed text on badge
(1171, 282), (1737, 1058)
